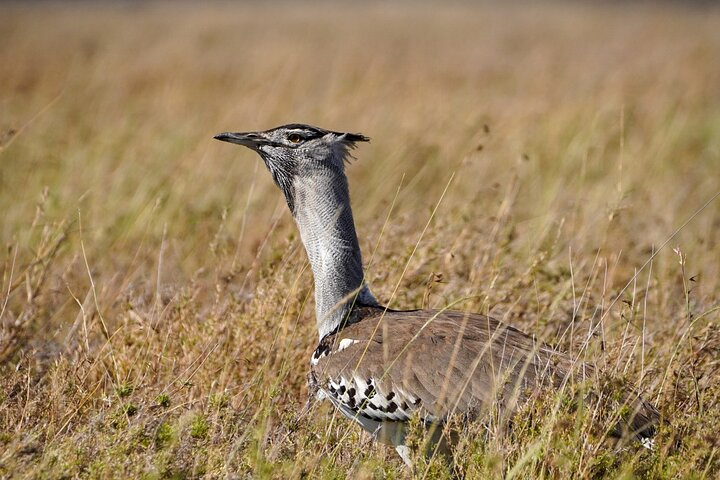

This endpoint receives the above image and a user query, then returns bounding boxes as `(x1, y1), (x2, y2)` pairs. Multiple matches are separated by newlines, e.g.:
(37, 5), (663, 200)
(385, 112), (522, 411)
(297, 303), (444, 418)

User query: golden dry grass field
(1, 2), (720, 479)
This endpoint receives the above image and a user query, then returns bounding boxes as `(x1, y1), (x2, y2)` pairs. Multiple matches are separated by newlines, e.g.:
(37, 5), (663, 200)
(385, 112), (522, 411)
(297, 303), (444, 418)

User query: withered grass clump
(1, 3), (719, 478)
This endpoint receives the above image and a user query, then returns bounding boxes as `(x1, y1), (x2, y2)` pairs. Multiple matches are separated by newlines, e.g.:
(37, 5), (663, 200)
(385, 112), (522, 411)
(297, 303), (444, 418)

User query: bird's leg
(395, 445), (414, 468)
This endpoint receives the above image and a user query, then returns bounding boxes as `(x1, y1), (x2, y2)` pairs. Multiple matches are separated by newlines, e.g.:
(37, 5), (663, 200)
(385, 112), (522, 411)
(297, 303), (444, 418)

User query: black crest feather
(339, 132), (370, 144)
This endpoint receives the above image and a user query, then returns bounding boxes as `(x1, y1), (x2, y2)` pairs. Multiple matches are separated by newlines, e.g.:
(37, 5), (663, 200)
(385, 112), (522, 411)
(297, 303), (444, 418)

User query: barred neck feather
(291, 156), (377, 339)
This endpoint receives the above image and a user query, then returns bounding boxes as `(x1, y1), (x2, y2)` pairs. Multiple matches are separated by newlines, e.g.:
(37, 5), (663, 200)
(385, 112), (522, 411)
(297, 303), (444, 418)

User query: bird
(214, 123), (659, 466)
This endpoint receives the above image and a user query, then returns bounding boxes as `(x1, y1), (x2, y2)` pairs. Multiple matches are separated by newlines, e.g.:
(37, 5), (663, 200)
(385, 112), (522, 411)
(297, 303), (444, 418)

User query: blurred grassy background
(1, 2), (719, 478)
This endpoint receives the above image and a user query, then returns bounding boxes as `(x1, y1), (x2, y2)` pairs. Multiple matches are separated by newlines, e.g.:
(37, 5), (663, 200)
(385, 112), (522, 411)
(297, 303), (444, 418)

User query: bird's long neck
(291, 168), (377, 340)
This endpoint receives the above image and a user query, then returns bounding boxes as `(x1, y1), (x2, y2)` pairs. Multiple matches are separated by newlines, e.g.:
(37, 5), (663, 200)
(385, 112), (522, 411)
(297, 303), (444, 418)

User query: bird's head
(214, 124), (369, 214)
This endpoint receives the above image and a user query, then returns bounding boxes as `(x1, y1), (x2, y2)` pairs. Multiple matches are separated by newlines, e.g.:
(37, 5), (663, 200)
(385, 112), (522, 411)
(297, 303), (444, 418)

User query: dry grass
(1, 2), (719, 478)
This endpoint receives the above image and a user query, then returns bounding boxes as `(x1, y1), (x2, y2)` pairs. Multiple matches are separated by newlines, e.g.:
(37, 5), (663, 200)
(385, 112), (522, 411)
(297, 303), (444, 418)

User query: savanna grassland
(1, 2), (719, 479)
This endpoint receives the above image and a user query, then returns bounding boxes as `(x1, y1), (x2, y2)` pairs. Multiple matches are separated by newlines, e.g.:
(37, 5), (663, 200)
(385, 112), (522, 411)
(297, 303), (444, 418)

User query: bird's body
(309, 305), (566, 445)
(309, 304), (658, 462)
(214, 124), (659, 465)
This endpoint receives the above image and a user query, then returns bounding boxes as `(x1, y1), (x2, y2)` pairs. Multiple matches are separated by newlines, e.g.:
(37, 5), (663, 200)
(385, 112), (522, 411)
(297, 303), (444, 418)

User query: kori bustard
(214, 124), (659, 465)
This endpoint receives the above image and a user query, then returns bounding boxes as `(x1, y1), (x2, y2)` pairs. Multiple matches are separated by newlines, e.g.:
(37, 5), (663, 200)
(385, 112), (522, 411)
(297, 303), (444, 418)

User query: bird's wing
(311, 306), (575, 424)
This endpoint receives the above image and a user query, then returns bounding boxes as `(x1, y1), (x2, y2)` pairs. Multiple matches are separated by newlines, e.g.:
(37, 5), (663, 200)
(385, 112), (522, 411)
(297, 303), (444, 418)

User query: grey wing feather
(312, 308), (568, 422)
(311, 306), (658, 441)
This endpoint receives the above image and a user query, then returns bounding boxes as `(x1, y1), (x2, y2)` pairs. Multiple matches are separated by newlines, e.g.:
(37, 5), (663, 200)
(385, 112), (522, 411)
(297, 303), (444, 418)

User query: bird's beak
(213, 131), (266, 150)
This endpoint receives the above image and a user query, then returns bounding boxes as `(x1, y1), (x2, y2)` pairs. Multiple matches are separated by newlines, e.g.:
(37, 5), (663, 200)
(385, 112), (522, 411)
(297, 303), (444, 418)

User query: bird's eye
(288, 133), (302, 144)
